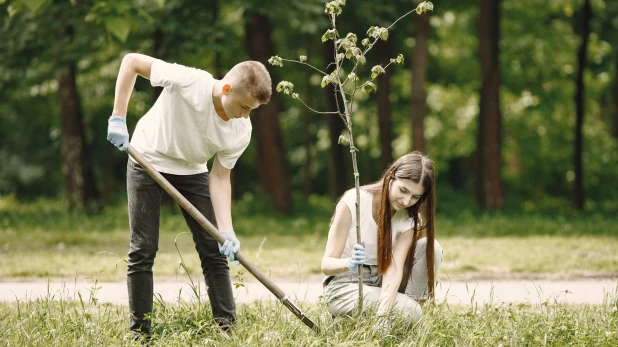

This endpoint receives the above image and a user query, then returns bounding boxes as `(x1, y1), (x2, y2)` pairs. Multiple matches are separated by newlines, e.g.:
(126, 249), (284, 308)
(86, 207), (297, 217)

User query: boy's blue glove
(107, 115), (129, 151)
(348, 242), (366, 273)
(218, 231), (241, 265)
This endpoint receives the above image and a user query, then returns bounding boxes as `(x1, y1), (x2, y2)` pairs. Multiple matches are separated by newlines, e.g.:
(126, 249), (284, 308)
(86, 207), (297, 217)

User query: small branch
(387, 8), (420, 30)
(281, 58), (328, 76)
(294, 95), (340, 115)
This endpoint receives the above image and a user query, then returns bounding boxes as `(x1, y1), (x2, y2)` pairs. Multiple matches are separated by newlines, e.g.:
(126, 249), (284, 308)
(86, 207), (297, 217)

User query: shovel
(127, 145), (320, 334)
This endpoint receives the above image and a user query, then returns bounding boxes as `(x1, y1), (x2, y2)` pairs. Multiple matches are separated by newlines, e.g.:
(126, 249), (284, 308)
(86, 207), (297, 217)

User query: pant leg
(126, 160), (163, 334)
(324, 266), (422, 322)
(403, 238), (443, 301)
(167, 171), (235, 326)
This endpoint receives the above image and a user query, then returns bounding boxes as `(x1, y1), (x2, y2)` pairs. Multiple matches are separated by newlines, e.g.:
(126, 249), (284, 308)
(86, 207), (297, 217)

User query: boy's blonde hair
(224, 61), (272, 104)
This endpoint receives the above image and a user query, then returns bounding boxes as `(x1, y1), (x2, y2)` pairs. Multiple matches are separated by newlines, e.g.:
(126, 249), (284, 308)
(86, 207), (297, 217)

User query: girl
(321, 151), (443, 324)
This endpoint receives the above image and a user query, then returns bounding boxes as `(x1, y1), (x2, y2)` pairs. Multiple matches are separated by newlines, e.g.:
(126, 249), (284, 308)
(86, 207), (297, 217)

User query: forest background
(1, 0), (617, 225)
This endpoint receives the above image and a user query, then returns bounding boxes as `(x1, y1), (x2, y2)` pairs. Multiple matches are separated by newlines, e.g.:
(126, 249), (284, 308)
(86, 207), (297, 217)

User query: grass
(1, 194), (617, 281)
(0, 283), (617, 346)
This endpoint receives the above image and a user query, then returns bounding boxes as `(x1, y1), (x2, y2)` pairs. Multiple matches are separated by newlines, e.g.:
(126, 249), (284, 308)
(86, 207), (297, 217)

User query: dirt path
(1, 279), (616, 306)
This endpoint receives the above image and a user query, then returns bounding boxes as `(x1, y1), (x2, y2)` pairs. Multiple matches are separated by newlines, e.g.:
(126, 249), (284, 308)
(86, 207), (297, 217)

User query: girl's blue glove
(347, 242), (366, 273)
(107, 115), (129, 151)
(218, 231), (241, 265)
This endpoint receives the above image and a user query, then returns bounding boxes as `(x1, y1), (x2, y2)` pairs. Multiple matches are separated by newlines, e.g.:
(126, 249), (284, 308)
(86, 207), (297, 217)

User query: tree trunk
(476, 0), (504, 210)
(614, 59), (618, 140)
(411, 12), (430, 153)
(56, 25), (96, 210)
(245, 13), (292, 214)
(377, 34), (394, 170)
(323, 40), (347, 199)
(574, 0), (591, 210)
(303, 36), (313, 196)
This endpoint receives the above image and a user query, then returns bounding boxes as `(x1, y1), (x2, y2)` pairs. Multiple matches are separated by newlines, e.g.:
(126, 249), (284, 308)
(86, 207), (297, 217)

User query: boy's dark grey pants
(126, 160), (235, 334)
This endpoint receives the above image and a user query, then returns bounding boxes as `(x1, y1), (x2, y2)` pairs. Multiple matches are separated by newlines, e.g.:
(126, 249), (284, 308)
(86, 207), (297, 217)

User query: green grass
(1, 195), (617, 281)
(0, 286), (617, 346)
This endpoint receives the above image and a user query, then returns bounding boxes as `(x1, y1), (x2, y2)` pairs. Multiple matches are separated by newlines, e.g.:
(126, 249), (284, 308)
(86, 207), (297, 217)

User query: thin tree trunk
(411, 12), (430, 153)
(574, 0), (591, 210)
(377, 35), (394, 169)
(614, 59), (618, 140)
(303, 36), (313, 196)
(56, 26), (96, 210)
(245, 13), (292, 214)
(323, 40), (347, 199)
(476, 0), (504, 210)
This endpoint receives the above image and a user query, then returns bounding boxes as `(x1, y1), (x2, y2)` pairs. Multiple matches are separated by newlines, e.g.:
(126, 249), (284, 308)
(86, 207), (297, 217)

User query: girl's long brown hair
(367, 152), (437, 298)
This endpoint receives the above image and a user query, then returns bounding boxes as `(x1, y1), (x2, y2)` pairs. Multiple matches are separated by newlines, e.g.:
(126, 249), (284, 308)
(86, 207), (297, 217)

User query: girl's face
(389, 178), (425, 211)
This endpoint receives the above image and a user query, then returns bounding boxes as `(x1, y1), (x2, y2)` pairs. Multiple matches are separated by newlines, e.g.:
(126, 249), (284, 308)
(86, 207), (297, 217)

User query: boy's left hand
(219, 231), (241, 265)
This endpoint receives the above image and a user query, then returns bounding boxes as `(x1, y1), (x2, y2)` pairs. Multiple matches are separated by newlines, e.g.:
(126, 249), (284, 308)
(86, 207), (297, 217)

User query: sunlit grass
(0, 284), (617, 346)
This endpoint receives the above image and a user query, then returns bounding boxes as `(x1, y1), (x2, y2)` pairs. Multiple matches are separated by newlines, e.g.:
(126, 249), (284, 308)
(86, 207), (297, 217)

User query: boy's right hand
(347, 242), (366, 273)
(107, 115), (129, 151)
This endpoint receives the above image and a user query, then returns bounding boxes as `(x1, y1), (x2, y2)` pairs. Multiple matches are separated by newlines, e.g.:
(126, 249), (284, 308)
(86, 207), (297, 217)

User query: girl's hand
(347, 242), (366, 273)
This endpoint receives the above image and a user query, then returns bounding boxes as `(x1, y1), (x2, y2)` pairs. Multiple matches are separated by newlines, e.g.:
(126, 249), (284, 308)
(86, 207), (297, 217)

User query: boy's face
(222, 87), (261, 119)
(389, 178), (425, 211)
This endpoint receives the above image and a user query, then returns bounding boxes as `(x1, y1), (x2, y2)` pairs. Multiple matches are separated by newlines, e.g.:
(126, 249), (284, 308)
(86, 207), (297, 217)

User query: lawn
(1, 195), (617, 282)
(0, 287), (616, 346)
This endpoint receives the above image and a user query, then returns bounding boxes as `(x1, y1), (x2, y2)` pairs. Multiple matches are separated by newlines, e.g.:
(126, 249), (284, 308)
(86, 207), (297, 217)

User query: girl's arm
(377, 228), (414, 315)
(112, 53), (157, 118)
(321, 202), (354, 276)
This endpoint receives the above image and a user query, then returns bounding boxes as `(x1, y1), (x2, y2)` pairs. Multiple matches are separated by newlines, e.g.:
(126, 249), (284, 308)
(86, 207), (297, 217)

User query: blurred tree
(376, 34), (395, 169)
(573, 0), (591, 210)
(476, 0), (504, 210)
(245, 11), (293, 214)
(323, 40), (347, 199)
(410, 8), (430, 153)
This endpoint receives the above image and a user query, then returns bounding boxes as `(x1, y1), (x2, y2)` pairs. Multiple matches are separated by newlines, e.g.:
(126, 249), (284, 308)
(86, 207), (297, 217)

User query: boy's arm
(377, 229), (413, 315)
(209, 154), (234, 234)
(112, 53), (158, 118)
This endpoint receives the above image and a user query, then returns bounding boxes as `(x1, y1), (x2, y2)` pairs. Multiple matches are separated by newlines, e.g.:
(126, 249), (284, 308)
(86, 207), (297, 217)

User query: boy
(106, 53), (272, 337)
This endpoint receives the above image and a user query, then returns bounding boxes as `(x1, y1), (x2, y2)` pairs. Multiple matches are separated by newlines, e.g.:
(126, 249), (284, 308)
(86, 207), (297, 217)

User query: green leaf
(324, 1), (342, 15)
(19, 0), (48, 12)
(338, 135), (350, 145)
(395, 54), (404, 64)
(361, 38), (370, 46)
(268, 56), (283, 67)
(321, 75), (337, 88)
(370, 65), (385, 79)
(347, 72), (358, 81)
(355, 55), (366, 65)
(366, 26), (377, 38)
(362, 81), (376, 93)
(276, 81), (294, 94)
(292, 93), (299, 99)
(299, 55), (307, 63)
(379, 28), (389, 41)
(104, 17), (131, 42)
(345, 32), (357, 44)
(336, 53), (345, 63)
(321, 29), (338, 42)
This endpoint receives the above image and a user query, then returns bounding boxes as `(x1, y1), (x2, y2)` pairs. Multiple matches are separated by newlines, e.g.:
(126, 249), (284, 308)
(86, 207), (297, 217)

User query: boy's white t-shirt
(338, 188), (416, 266)
(130, 60), (252, 175)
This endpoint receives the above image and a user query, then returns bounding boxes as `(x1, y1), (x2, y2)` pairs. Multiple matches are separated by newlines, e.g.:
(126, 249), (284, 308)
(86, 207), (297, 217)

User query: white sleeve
(216, 133), (251, 169)
(397, 212), (417, 234)
(150, 60), (213, 99)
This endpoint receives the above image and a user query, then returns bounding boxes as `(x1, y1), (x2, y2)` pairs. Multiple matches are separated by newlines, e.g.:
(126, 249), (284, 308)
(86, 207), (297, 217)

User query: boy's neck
(211, 81), (230, 121)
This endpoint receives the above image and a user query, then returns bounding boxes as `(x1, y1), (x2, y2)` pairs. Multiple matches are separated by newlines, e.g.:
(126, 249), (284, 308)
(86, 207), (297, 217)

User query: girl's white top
(338, 188), (415, 265)
(130, 60), (252, 175)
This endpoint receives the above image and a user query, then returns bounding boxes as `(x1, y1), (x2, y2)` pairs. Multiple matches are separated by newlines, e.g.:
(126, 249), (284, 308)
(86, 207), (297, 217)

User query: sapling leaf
(268, 56), (283, 67)
(276, 81), (294, 94)
(299, 55), (307, 63)
(362, 81), (376, 93)
(370, 65), (385, 79)
(338, 135), (350, 145)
